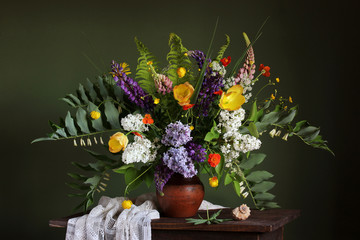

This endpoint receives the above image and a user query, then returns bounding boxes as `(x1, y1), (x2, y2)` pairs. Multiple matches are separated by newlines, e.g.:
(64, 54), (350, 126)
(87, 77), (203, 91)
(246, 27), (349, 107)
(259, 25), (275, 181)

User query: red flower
(208, 153), (221, 167)
(213, 90), (223, 95)
(142, 114), (154, 124)
(259, 64), (270, 77)
(182, 104), (195, 110)
(220, 56), (231, 67)
(132, 132), (143, 138)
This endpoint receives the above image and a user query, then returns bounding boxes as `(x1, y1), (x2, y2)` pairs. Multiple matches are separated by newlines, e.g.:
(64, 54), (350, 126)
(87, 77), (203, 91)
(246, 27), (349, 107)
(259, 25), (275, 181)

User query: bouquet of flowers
(33, 30), (333, 212)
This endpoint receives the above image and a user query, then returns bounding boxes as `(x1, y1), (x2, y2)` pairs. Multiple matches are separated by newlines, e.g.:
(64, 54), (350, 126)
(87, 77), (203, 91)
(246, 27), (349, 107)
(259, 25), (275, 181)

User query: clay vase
(156, 173), (204, 217)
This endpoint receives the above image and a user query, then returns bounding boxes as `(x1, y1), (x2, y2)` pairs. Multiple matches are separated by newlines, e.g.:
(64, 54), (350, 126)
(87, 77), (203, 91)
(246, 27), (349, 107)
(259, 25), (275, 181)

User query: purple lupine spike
(154, 161), (174, 194)
(188, 50), (224, 116)
(110, 60), (154, 112)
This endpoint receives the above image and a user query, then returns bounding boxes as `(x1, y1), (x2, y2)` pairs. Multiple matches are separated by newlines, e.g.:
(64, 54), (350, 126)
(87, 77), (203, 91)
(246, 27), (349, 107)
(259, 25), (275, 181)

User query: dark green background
(1, 0), (356, 239)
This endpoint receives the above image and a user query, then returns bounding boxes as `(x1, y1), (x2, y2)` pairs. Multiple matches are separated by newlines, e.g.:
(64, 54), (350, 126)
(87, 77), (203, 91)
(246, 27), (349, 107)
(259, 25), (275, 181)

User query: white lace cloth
(66, 193), (225, 240)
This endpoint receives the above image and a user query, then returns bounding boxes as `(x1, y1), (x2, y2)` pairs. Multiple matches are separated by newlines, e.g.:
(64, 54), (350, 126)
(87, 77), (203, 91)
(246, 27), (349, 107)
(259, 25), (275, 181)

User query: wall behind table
(0, 0), (354, 239)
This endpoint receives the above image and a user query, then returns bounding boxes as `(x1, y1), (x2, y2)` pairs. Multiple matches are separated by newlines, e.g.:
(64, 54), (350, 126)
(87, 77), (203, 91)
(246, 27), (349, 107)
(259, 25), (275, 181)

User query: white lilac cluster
(121, 113), (149, 132)
(122, 136), (158, 164)
(218, 108), (261, 163)
(223, 76), (236, 90)
(211, 61), (226, 76)
(218, 108), (246, 132)
(238, 76), (253, 103)
(221, 132), (261, 163)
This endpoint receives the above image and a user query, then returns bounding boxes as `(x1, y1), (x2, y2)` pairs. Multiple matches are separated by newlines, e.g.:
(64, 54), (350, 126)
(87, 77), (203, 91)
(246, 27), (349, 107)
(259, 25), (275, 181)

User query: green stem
(124, 165), (152, 196)
(55, 128), (124, 141)
(234, 163), (259, 209)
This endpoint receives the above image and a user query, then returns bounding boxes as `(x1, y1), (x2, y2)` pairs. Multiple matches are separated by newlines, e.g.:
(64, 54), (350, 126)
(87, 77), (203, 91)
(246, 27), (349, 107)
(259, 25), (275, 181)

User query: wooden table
(50, 208), (300, 240)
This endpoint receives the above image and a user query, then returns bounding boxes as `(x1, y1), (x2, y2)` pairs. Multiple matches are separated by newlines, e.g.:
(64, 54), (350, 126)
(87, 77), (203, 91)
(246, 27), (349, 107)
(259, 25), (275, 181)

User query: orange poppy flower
(142, 114), (154, 124)
(259, 64), (270, 77)
(182, 104), (195, 110)
(220, 56), (231, 67)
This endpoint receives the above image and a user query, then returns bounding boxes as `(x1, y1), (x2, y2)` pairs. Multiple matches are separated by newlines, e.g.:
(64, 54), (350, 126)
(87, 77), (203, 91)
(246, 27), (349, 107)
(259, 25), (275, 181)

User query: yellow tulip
(177, 67), (186, 78)
(173, 82), (194, 106)
(219, 85), (245, 111)
(108, 132), (128, 153)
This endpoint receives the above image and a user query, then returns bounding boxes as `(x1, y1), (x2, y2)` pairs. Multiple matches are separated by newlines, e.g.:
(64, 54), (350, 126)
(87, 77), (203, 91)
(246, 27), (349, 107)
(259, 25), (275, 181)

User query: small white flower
(100, 137), (104, 145)
(93, 137), (98, 144)
(87, 138), (92, 146)
(242, 192), (249, 198)
(240, 186), (246, 193)
(282, 133), (289, 141)
(269, 128), (276, 138)
(73, 139), (77, 147)
(275, 130), (282, 137)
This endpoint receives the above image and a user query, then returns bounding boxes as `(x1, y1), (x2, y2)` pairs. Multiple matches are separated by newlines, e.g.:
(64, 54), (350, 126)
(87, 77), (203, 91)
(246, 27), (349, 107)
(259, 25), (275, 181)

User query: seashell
(232, 204), (251, 221)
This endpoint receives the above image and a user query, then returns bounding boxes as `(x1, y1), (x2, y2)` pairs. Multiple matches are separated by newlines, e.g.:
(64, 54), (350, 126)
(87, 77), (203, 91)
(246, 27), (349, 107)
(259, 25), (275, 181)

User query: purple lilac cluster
(154, 161), (174, 194)
(185, 142), (206, 163)
(161, 121), (192, 147)
(110, 60), (154, 112)
(188, 50), (224, 116)
(163, 147), (198, 178)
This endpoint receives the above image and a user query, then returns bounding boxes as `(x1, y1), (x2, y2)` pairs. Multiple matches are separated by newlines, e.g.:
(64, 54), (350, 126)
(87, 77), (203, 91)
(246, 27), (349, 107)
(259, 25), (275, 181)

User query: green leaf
(83, 149), (115, 163)
(297, 126), (319, 136)
(247, 122), (259, 138)
(86, 78), (98, 102)
(98, 77), (108, 100)
(55, 128), (67, 137)
(240, 153), (266, 170)
(215, 154), (224, 177)
(246, 171), (273, 183)
(31, 137), (56, 143)
(71, 161), (94, 171)
(204, 121), (220, 142)
(233, 181), (241, 197)
(249, 101), (257, 122)
(125, 168), (138, 185)
(60, 97), (76, 107)
(143, 168), (154, 188)
(293, 120), (308, 132)
(251, 181), (275, 193)
(277, 109), (297, 125)
(76, 108), (90, 134)
(224, 172), (234, 185)
(78, 84), (89, 104)
(84, 175), (102, 187)
(254, 192), (275, 201)
(86, 198), (94, 210)
(67, 173), (88, 181)
(113, 164), (135, 174)
(104, 99), (120, 128)
(65, 111), (78, 136)
(67, 94), (81, 105)
(87, 102), (105, 131)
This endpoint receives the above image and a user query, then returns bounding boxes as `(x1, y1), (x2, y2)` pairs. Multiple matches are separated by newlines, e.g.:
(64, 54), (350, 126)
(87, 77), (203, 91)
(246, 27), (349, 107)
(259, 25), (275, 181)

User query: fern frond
(166, 33), (193, 86)
(134, 37), (158, 94)
(32, 77), (127, 143)
(215, 34), (230, 61)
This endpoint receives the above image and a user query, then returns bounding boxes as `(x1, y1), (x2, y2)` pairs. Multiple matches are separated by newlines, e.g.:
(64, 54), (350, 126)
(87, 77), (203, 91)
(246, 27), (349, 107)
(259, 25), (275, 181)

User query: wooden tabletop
(50, 208), (300, 233)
